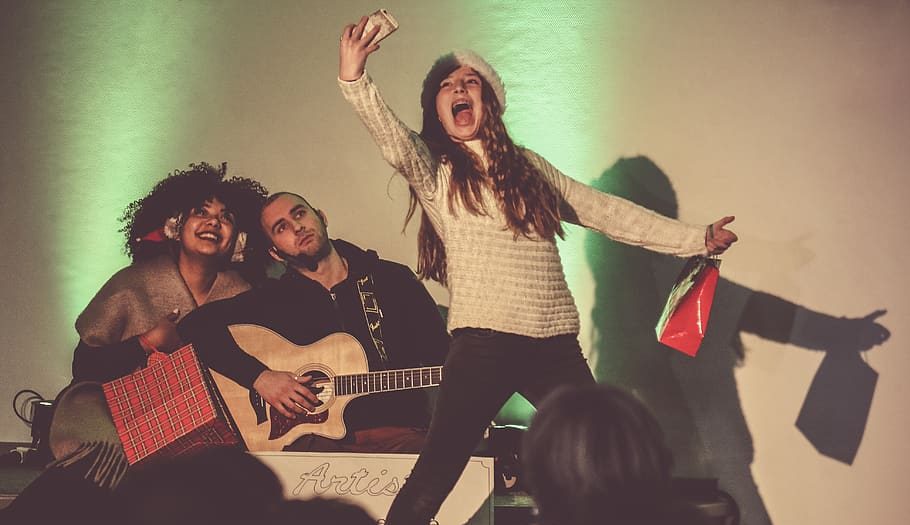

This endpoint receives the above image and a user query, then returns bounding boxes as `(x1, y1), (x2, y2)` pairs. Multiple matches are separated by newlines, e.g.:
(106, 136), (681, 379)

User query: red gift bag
(655, 256), (721, 356)
(102, 344), (239, 465)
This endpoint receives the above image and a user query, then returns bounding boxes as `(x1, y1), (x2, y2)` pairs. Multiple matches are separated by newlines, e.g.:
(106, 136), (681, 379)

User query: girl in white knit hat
(338, 15), (737, 525)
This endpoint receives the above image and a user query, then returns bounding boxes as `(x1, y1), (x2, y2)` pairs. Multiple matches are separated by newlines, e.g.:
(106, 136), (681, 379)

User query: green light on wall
(44, 2), (214, 325)
(465, 1), (613, 424)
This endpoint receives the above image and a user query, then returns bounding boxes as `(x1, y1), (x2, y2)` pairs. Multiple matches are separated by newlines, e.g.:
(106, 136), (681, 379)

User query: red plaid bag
(655, 256), (720, 356)
(102, 344), (239, 465)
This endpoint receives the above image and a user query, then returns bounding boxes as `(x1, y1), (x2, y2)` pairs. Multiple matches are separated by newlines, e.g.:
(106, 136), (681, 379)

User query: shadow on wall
(584, 156), (889, 525)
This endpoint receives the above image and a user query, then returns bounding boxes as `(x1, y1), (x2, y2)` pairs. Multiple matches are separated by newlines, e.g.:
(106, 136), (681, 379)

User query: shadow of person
(584, 156), (889, 525)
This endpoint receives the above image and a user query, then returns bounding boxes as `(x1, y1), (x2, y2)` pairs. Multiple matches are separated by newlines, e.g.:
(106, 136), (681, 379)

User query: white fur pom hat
(421, 50), (507, 116)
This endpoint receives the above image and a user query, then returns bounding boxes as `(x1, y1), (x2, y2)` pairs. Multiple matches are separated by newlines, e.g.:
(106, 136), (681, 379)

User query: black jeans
(385, 329), (595, 524)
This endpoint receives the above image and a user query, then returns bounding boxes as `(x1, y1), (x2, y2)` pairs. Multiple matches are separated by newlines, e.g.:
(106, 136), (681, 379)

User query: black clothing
(385, 329), (595, 524)
(178, 239), (449, 434)
(72, 337), (148, 383)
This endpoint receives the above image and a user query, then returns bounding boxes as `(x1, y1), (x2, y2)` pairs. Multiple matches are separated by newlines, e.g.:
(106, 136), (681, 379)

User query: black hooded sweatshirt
(178, 239), (450, 434)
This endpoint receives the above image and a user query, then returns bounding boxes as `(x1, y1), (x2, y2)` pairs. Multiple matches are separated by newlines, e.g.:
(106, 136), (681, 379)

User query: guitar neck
(334, 366), (442, 396)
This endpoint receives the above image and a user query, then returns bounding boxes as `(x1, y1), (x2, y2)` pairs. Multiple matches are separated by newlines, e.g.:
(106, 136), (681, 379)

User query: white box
(253, 451), (494, 525)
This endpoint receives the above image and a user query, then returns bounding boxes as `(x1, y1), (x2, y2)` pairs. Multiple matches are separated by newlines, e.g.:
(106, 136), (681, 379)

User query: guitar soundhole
(306, 370), (335, 409)
(265, 368), (334, 442)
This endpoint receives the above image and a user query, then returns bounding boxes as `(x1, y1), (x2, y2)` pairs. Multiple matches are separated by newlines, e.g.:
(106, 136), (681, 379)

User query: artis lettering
(293, 462), (404, 497)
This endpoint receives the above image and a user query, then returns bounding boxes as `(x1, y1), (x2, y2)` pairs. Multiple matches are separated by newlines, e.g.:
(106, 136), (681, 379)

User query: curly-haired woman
(71, 162), (269, 382)
(338, 16), (737, 524)
(0, 163), (269, 524)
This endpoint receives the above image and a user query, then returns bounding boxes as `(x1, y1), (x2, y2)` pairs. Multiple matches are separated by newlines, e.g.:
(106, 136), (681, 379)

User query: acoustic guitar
(210, 324), (443, 452)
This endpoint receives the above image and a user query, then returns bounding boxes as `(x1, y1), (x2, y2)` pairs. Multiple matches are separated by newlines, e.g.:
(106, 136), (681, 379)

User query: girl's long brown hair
(407, 60), (565, 284)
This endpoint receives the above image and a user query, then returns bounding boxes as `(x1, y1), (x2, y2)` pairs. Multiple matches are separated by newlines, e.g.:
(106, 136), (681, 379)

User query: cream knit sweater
(340, 73), (707, 338)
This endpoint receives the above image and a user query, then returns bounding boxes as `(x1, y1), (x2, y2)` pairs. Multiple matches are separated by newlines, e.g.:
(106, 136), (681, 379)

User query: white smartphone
(363, 9), (399, 45)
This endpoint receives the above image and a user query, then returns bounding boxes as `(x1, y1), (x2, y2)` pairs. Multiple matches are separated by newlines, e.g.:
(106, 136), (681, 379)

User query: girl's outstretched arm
(527, 149), (735, 257)
(337, 19), (440, 203)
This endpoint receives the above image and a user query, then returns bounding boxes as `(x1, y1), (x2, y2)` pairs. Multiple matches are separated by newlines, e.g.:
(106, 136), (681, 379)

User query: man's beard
(276, 237), (331, 272)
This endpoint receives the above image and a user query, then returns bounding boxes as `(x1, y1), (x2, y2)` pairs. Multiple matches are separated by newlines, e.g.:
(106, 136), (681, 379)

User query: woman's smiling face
(178, 197), (236, 261)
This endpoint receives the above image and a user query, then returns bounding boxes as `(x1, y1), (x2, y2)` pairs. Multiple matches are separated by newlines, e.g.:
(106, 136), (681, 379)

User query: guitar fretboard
(333, 367), (442, 396)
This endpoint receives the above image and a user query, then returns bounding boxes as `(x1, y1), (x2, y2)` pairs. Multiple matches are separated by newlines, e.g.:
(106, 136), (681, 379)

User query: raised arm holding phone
(338, 13), (737, 525)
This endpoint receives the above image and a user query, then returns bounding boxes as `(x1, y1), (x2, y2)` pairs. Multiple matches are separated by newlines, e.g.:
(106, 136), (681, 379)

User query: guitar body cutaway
(210, 325), (369, 452)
